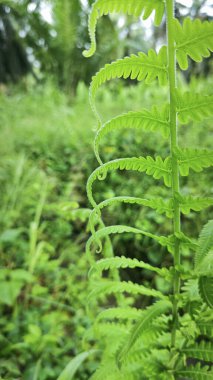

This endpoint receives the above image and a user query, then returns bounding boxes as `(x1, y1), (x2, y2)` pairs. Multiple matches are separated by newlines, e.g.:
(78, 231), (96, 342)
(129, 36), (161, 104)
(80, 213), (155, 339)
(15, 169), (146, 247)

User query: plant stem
(166, 0), (181, 347)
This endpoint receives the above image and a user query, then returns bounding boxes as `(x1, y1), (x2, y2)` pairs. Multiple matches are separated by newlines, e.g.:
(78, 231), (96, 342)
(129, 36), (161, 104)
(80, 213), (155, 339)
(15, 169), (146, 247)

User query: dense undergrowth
(0, 78), (212, 379)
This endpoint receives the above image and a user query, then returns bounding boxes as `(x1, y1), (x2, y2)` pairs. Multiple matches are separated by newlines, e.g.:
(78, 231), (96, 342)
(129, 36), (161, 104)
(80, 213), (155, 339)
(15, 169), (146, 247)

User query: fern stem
(166, 0), (181, 348)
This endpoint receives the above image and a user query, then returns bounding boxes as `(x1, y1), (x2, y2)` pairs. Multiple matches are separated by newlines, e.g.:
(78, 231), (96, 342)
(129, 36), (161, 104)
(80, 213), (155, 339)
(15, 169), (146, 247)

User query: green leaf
(117, 300), (171, 363)
(176, 193), (213, 215)
(87, 156), (171, 207)
(177, 363), (213, 380)
(89, 197), (173, 228)
(89, 256), (169, 278)
(88, 280), (167, 304)
(199, 277), (213, 309)
(94, 106), (169, 164)
(90, 47), (167, 123)
(86, 225), (172, 257)
(175, 18), (213, 70)
(195, 220), (213, 268)
(57, 351), (97, 380)
(83, 0), (165, 57)
(96, 307), (142, 322)
(174, 148), (213, 176)
(183, 341), (213, 363)
(176, 91), (213, 124)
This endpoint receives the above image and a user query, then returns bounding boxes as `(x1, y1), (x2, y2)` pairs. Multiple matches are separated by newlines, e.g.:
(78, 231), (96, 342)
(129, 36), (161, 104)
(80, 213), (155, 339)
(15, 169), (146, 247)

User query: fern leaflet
(183, 341), (213, 363)
(176, 193), (213, 215)
(117, 300), (171, 363)
(199, 277), (213, 309)
(94, 106), (170, 163)
(88, 280), (167, 303)
(89, 256), (169, 278)
(176, 91), (213, 124)
(87, 156), (171, 207)
(195, 220), (213, 268)
(176, 363), (213, 380)
(90, 47), (167, 123)
(83, 0), (165, 57)
(174, 148), (213, 176)
(175, 18), (213, 70)
(86, 225), (171, 256)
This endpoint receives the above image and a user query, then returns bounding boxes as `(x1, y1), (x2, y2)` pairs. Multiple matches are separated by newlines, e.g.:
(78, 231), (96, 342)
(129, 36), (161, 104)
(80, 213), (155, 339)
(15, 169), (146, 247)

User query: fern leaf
(117, 300), (171, 363)
(96, 307), (142, 322)
(86, 225), (172, 256)
(197, 319), (213, 336)
(176, 91), (213, 124)
(87, 156), (171, 207)
(94, 106), (170, 164)
(90, 47), (167, 122)
(175, 18), (213, 70)
(88, 280), (167, 304)
(83, 0), (165, 57)
(199, 277), (213, 309)
(176, 363), (213, 380)
(89, 256), (169, 278)
(89, 197), (174, 226)
(183, 341), (213, 363)
(174, 148), (213, 176)
(195, 220), (213, 268)
(176, 193), (213, 215)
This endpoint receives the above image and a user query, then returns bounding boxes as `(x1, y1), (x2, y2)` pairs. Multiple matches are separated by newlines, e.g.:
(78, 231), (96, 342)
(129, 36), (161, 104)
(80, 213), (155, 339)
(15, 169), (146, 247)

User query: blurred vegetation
(0, 0), (213, 379)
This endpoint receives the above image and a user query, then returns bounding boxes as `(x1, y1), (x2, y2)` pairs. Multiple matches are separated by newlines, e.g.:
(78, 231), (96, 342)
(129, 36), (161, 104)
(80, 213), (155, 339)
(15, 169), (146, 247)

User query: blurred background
(0, 1), (212, 379)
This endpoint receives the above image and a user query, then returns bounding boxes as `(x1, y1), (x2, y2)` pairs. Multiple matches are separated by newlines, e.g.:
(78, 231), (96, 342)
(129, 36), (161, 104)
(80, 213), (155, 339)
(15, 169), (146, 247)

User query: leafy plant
(83, 0), (213, 378)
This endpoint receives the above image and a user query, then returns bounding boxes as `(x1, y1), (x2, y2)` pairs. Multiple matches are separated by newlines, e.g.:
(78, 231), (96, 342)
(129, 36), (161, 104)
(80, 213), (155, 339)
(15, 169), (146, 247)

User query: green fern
(183, 341), (213, 363)
(176, 91), (213, 124)
(94, 105), (170, 164)
(87, 156), (171, 207)
(195, 220), (213, 269)
(199, 277), (213, 309)
(88, 280), (167, 304)
(89, 256), (169, 278)
(175, 17), (213, 70)
(86, 225), (171, 256)
(176, 363), (213, 380)
(117, 300), (172, 363)
(83, 0), (165, 58)
(80, 1), (213, 380)
(175, 148), (213, 176)
(90, 46), (167, 123)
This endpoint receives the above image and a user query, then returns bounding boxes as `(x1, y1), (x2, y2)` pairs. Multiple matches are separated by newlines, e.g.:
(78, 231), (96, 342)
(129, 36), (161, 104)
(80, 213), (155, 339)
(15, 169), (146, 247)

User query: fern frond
(96, 307), (142, 322)
(117, 300), (171, 363)
(175, 18), (213, 70)
(90, 47), (167, 122)
(83, 0), (165, 58)
(87, 156), (172, 207)
(195, 220), (213, 268)
(176, 91), (213, 124)
(196, 317), (213, 336)
(199, 277), (213, 309)
(89, 256), (169, 278)
(94, 106), (170, 164)
(176, 193), (213, 215)
(89, 197), (174, 227)
(88, 280), (167, 303)
(174, 148), (213, 176)
(86, 225), (172, 256)
(176, 363), (213, 380)
(183, 341), (213, 363)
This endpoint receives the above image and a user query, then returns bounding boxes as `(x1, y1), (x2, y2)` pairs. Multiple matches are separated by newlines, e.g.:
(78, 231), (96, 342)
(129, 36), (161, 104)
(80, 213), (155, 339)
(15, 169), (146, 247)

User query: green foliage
(175, 17), (213, 70)
(83, 1), (213, 379)
(83, 0), (165, 58)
